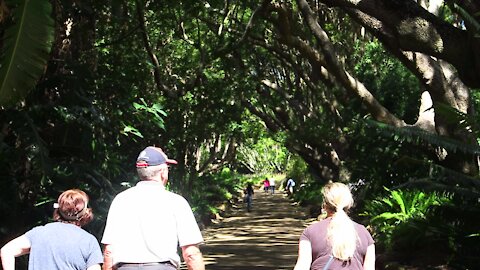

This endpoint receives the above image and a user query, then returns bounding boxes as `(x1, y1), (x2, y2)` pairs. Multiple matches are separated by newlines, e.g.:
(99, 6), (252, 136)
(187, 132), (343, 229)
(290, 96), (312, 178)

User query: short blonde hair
(322, 182), (357, 261)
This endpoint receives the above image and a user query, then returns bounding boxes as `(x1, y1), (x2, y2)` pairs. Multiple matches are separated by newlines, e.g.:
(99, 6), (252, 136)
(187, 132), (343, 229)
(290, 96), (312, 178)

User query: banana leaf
(0, 0), (54, 108)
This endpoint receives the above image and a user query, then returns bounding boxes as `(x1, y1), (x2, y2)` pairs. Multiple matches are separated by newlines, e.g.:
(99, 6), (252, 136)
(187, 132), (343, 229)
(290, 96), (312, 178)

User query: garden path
(197, 188), (314, 270)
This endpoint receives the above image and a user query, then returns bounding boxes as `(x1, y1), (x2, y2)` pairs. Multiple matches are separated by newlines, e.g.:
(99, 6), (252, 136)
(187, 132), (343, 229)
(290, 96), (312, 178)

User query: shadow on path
(199, 190), (313, 270)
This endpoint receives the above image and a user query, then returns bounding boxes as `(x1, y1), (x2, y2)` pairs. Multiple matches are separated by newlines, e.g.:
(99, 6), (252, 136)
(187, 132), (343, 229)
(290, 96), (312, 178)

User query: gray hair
(137, 166), (163, 180)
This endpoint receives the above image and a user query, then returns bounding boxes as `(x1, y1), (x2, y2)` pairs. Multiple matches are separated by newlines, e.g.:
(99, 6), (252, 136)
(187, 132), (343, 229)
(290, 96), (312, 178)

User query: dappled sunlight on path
(198, 189), (313, 270)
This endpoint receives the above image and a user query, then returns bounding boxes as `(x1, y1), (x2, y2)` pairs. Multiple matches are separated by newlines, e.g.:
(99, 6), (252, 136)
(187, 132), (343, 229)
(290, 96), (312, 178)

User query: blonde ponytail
(322, 182), (358, 261)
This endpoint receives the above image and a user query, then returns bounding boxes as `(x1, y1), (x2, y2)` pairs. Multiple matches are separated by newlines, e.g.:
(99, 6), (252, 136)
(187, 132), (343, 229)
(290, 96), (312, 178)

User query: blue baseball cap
(136, 146), (178, 167)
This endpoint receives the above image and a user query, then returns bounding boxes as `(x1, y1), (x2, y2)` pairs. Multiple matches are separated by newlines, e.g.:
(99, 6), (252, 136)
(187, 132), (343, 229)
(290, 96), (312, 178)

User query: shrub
(362, 188), (455, 266)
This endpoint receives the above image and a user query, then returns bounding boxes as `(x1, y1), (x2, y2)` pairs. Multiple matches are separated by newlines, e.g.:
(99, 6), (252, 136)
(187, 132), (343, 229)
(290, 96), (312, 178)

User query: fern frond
(391, 190), (406, 215)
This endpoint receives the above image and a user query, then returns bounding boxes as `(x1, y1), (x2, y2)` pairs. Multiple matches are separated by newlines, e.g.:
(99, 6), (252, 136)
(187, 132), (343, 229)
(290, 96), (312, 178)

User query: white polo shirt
(101, 181), (204, 268)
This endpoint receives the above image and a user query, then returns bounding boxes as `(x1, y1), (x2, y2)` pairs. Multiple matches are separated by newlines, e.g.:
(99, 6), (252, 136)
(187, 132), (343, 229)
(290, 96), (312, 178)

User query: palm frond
(428, 162), (480, 189)
(396, 179), (480, 200)
(0, 0), (54, 108)
(434, 103), (480, 136)
(364, 119), (480, 155)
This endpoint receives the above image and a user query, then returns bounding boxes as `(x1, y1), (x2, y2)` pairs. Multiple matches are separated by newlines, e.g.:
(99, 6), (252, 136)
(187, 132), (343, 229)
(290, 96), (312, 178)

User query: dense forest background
(1, 0), (479, 269)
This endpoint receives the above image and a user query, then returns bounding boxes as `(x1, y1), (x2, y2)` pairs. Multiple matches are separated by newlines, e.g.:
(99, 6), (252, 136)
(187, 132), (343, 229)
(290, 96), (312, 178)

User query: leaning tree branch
(277, 0), (406, 127)
(342, 4), (473, 140)
(321, 0), (479, 88)
(135, 0), (177, 98)
(344, 5), (471, 114)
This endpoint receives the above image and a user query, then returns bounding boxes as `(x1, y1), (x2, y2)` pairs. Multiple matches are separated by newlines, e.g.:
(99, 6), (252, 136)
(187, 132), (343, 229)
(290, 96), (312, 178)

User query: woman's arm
(293, 239), (312, 270)
(363, 244), (375, 270)
(1, 235), (31, 270)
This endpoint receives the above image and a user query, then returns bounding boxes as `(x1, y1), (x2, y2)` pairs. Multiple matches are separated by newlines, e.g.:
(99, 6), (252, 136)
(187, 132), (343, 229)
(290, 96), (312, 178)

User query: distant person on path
(0, 189), (102, 270)
(293, 182), (375, 270)
(102, 146), (205, 270)
(244, 182), (255, 212)
(285, 178), (296, 195)
(263, 178), (270, 193)
(269, 178), (276, 194)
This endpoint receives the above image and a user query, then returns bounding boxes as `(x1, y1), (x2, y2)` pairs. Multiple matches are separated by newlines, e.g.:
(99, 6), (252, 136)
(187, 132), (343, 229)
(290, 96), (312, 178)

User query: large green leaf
(0, 0), (54, 108)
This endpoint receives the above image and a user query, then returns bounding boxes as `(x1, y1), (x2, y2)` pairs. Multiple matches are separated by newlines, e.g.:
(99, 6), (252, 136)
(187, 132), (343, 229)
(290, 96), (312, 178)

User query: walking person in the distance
(285, 178), (296, 195)
(244, 182), (255, 212)
(263, 177), (270, 193)
(269, 177), (276, 194)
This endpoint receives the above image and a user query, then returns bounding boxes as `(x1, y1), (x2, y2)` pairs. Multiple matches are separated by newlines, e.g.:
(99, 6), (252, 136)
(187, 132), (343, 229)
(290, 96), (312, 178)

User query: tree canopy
(1, 0), (479, 268)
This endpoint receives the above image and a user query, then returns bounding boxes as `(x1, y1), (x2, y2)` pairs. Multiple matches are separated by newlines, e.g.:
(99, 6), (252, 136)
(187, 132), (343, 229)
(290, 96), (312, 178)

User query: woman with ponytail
(1, 189), (103, 270)
(294, 182), (375, 270)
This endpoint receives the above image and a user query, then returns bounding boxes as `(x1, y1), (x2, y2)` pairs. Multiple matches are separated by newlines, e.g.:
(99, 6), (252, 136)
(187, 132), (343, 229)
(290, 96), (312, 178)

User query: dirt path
(199, 189), (313, 270)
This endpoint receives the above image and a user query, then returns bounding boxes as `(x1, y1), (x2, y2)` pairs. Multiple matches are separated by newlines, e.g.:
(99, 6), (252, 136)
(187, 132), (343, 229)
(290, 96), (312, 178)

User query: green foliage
(132, 98), (167, 130)
(285, 155), (309, 184)
(367, 188), (451, 223)
(120, 98), (168, 139)
(362, 186), (480, 268)
(0, 3), (479, 270)
(362, 188), (453, 252)
(352, 40), (420, 123)
(292, 179), (323, 209)
(0, 0), (54, 107)
(187, 168), (250, 224)
(244, 174), (270, 187)
(366, 119), (480, 156)
(237, 133), (291, 174)
(344, 119), (428, 197)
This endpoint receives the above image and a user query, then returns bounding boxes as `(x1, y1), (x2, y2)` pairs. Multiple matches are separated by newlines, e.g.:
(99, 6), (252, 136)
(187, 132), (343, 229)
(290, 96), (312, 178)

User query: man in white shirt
(269, 178), (276, 194)
(101, 146), (205, 270)
(286, 178), (296, 194)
